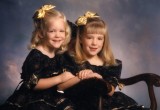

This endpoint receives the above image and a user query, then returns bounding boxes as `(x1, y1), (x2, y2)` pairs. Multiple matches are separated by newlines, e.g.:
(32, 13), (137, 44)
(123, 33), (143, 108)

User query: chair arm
(119, 73), (160, 110)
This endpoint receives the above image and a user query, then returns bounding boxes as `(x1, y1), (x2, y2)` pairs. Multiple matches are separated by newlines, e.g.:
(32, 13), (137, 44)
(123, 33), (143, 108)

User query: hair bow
(37, 4), (55, 18)
(76, 11), (99, 26)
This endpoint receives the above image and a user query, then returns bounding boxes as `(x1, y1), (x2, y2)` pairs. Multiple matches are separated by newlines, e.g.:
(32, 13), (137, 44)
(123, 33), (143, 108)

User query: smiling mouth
(90, 47), (97, 51)
(52, 40), (62, 42)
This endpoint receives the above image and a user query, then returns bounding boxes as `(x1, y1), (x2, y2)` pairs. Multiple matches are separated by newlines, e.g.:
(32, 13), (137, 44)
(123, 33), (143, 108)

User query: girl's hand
(77, 69), (93, 80)
(60, 71), (75, 82)
(87, 72), (103, 79)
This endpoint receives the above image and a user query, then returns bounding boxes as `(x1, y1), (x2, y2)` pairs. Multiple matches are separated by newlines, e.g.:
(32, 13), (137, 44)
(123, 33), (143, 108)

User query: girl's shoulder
(56, 52), (79, 74)
(105, 59), (122, 69)
(24, 49), (48, 62)
(27, 49), (42, 57)
(115, 59), (122, 66)
(28, 49), (55, 59)
(57, 51), (75, 62)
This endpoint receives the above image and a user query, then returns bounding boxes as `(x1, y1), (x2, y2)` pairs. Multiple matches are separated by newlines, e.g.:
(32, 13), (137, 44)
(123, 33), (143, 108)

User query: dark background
(0, 0), (160, 109)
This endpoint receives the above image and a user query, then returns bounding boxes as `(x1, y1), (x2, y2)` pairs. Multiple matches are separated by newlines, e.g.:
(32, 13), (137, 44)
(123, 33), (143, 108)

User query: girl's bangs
(86, 24), (106, 35)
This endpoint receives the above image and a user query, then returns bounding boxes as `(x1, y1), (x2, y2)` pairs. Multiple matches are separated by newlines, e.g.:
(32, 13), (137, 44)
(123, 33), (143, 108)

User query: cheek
(46, 33), (52, 38)
(98, 41), (104, 49)
(100, 40), (104, 46)
(62, 33), (66, 39)
(83, 40), (90, 46)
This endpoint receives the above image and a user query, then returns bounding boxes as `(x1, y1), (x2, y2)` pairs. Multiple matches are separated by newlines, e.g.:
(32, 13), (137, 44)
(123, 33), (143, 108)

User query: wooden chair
(98, 73), (160, 110)
(67, 21), (160, 110)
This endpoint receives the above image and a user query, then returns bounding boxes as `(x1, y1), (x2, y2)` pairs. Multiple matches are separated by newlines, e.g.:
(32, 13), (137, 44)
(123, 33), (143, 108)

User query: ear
(38, 31), (44, 39)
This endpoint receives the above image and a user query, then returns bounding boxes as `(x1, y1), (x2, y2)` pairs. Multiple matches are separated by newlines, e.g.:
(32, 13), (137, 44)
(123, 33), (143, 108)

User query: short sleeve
(58, 52), (78, 75)
(103, 59), (122, 87)
(20, 50), (44, 89)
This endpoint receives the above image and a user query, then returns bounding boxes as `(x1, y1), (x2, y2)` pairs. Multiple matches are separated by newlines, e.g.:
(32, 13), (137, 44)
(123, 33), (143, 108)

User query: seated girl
(58, 11), (148, 110)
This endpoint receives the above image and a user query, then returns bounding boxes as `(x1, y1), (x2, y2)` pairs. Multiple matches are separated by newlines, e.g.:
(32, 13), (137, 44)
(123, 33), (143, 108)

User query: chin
(88, 53), (98, 57)
(52, 45), (62, 49)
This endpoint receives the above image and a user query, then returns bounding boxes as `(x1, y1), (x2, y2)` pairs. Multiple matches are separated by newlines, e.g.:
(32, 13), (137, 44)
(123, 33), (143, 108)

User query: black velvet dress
(0, 49), (74, 110)
(61, 52), (147, 110)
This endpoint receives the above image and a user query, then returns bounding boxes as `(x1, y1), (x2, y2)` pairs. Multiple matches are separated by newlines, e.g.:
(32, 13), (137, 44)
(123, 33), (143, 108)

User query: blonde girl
(58, 11), (139, 110)
(1, 4), (75, 110)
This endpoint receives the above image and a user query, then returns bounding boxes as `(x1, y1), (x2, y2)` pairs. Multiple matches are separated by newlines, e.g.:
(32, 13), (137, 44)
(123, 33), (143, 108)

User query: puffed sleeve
(102, 59), (122, 88)
(58, 52), (78, 75)
(20, 50), (44, 90)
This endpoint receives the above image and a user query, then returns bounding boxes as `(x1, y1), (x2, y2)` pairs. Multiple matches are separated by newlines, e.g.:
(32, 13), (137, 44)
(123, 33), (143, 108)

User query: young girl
(58, 11), (145, 110)
(0, 4), (75, 110)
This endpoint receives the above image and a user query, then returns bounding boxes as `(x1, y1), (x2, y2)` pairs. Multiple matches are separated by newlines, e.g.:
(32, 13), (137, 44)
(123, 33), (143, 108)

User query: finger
(84, 70), (91, 78)
(88, 70), (93, 74)
(82, 71), (87, 79)
(78, 71), (83, 79)
(81, 71), (87, 79)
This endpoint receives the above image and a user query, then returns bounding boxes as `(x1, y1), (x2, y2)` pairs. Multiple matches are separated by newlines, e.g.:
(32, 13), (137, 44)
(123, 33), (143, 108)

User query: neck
(37, 45), (56, 58)
(86, 55), (104, 66)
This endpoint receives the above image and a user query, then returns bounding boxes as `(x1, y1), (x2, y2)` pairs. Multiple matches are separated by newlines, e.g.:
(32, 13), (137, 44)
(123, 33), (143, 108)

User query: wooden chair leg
(98, 96), (102, 110)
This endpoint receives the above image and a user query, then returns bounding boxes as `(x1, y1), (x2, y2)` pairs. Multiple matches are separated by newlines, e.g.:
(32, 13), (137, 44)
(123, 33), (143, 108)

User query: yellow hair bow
(76, 11), (99, 26)
(37, 4), (55, 18)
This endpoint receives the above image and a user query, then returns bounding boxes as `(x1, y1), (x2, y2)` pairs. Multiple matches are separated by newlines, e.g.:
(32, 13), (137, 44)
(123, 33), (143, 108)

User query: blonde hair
(29, 5), (71, 54)
(74, 17), (116, 66)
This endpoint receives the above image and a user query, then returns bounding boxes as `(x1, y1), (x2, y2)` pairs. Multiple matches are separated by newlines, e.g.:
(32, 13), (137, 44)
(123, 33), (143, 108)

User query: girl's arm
(57, 69), (93, 91)
(57, 76), (81, 91)
(34, 71), (74, 90)
(108, 85), (115, 96)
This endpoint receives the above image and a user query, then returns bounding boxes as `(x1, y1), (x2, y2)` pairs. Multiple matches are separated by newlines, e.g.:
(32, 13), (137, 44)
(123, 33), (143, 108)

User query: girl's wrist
(76, 76), (82, 81)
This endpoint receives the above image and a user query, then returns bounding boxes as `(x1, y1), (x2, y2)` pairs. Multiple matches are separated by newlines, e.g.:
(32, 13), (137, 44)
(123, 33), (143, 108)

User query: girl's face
(81, 33), (104, 58)
(44, 17), (66, 49)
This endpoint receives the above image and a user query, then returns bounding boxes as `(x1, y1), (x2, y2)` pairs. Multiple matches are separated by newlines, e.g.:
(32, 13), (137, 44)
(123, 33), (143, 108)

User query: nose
(55, 32), (60, 38)
(92, 38), (97, 45)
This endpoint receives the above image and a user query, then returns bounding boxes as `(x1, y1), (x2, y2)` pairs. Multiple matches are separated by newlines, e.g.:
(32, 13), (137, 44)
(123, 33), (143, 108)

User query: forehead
(47, 16), (64, 23)
(46, 17), (65, 28)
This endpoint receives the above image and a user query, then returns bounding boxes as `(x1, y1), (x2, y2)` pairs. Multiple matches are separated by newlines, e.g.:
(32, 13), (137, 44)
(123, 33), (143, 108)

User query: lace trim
(25, 74), (39, 89)
(64, 105), (74, 110)
(113, 77), (125, 90)
(6, 99), (56, 108)
(6, 101), (22, 108)
(112, 104), (146, 110)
